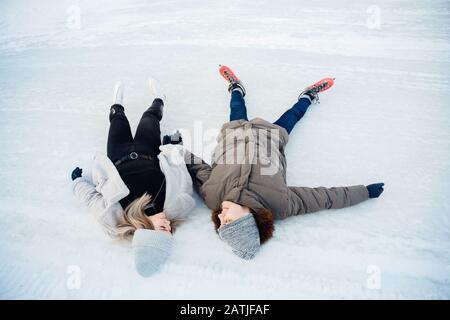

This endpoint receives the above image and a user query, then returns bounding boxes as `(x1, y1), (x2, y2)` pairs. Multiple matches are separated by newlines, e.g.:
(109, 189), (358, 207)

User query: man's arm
(183, 150), (212, 195)
(286, 184), (370, 217)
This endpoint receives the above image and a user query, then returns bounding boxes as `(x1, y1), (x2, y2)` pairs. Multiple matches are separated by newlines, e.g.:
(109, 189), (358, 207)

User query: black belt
(114, 152), (153, 166)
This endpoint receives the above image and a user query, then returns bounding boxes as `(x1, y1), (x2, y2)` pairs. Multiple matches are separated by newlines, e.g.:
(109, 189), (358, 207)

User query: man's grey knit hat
(218, 213), (260, 260)
(132, 229), (174, 277)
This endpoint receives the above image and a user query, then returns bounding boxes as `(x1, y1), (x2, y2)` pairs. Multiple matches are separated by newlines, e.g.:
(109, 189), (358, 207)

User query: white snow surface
(0, 0), (449, 299)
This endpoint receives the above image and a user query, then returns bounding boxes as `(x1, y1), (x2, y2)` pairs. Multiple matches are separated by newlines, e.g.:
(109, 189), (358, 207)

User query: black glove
(366, 183), (384, 198)
(163, 130), (183, 145)
(71, 167), (83, 181)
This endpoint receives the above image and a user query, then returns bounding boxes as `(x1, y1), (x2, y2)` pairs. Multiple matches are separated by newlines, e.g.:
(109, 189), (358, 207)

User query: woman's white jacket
(72, 145), (195, 236)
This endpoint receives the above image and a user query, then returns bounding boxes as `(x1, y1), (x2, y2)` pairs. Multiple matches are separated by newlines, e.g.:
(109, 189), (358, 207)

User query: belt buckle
(130, 152), (138, 160)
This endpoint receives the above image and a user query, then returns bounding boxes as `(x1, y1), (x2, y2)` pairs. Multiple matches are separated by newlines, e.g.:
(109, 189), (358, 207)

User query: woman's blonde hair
(114, 193), (155, 240)
(113, 193), (179, 240)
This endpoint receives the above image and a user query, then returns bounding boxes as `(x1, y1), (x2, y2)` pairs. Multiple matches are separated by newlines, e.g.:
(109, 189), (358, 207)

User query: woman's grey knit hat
(132, 229), (174, 277)
(218, 213), (260, 259)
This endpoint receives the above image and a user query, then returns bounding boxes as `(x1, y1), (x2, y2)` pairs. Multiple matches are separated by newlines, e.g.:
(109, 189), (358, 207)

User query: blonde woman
(71, 79), (195, 276)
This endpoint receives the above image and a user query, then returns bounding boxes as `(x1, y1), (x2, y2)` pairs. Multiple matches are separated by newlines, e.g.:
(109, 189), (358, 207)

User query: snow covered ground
(0, 0), (449, 299)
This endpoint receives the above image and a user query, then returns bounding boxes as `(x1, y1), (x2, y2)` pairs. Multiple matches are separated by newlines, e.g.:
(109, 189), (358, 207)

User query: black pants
(107, 99), (166, 215)
(107, 99), (163, 161)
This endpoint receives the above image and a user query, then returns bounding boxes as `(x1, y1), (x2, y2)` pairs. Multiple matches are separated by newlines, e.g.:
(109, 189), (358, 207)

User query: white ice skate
(112, 81), (125, 105)
(148, 77), (166, 105)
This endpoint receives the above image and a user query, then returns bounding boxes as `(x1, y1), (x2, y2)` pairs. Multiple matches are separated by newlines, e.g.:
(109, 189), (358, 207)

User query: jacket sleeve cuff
(358, 185), (370, 200)
(72, 177), (85, 191)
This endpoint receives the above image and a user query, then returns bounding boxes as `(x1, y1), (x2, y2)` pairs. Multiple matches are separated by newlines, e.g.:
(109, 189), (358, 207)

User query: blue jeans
(229, 90), (311, 134)
(229, 90), (248, 122)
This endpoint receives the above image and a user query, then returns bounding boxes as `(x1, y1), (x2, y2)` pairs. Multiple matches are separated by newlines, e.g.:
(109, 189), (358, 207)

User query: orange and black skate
(299, 77), (335, 104)
(219, 64), (246, 97)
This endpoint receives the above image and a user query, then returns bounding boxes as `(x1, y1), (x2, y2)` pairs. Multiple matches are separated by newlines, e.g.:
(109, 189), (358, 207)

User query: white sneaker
(148, 77), (166, 105)
(113, 81), (124, 105)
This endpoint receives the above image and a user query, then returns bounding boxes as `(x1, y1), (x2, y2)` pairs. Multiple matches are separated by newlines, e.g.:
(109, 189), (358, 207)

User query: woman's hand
(148, 212), (172, 233)
(162, 130), (183, 145)
(71, 167), (83, 181)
